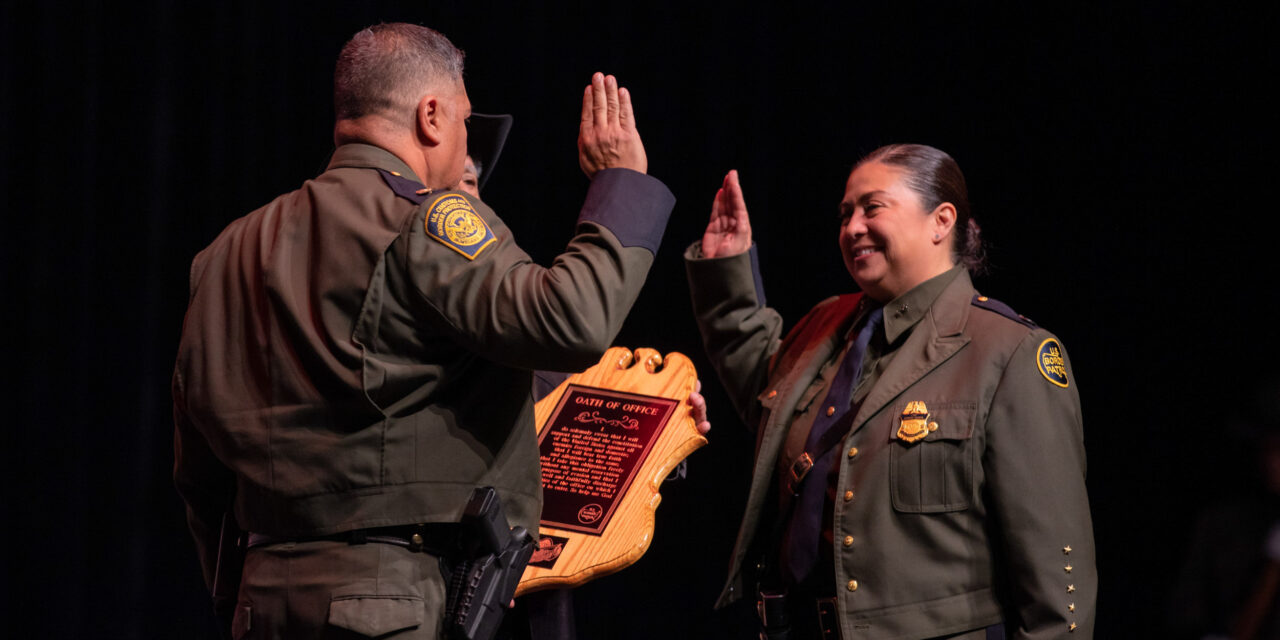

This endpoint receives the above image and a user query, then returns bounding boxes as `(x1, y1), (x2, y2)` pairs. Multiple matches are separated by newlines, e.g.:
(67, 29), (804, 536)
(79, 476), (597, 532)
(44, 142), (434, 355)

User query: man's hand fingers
(581, 85), (594, 126)
(591, 72), (607, 128)
(689, 388), (710, 435)
(605, 75), (620, 126)
(619, 87), (635, 129)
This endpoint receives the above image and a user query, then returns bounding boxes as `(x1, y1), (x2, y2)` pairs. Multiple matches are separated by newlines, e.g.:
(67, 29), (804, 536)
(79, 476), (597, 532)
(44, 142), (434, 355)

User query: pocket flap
(329, 595), (424, 637)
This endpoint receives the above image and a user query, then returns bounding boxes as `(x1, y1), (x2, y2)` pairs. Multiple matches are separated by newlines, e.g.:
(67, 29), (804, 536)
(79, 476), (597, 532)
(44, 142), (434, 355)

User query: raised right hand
(578, 72), (647, 178)
(700, 170), (752, 258)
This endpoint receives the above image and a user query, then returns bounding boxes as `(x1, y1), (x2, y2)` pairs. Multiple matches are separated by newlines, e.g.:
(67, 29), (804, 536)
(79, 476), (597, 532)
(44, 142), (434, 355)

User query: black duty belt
(246, 523), (461, 555)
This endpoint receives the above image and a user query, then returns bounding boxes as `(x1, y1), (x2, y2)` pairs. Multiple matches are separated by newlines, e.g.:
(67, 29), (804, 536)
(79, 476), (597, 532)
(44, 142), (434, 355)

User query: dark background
(3, 2), (1276, 638)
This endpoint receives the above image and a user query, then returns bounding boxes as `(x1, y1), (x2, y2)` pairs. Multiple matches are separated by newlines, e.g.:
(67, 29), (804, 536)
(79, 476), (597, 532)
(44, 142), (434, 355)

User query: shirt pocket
(888, 401), (978, 513)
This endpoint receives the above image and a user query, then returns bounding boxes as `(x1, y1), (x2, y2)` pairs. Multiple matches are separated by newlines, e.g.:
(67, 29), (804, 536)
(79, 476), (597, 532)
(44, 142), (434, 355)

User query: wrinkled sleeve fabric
(403, 169), (675, 372)
(684, 242), (783, 428)
(983, 330), (1097, 638)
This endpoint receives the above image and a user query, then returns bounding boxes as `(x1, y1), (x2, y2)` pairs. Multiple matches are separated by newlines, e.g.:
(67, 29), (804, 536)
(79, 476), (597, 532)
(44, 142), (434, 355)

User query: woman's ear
(931, 202), (957, 244)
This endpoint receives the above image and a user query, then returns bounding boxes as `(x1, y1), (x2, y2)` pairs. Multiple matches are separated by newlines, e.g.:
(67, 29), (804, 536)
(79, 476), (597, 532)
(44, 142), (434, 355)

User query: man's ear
(416, 94), (442, 145)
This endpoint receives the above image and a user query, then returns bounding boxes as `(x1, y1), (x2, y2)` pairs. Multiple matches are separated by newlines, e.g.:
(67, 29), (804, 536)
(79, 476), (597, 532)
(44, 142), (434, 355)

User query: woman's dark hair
(857, 144), (987, 274)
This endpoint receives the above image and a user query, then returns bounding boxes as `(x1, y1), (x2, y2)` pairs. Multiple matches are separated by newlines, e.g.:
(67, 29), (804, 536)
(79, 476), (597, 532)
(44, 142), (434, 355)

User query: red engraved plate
(536, 384), (679, 535)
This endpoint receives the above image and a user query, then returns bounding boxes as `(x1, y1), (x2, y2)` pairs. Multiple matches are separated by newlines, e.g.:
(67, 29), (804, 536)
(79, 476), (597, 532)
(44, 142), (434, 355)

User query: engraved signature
(574, 410), (639, 430)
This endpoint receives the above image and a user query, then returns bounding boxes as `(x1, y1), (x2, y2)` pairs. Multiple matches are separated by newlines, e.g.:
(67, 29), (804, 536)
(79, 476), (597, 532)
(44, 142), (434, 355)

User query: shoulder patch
(376, 168), (432, 204)
(971, 294), (1037, 328)
(1036, 338), (1070, 388)
(424, 194), (497, 260)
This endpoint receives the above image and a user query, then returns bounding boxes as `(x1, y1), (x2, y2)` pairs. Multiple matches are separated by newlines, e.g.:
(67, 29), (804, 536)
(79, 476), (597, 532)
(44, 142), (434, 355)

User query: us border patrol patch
(1036, 338), (1070, 388)
(425, 194), (496, 260)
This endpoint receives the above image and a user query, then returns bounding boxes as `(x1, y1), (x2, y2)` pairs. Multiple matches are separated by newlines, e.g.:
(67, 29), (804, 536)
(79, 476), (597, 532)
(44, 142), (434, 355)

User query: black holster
(443, 487), (537, 640)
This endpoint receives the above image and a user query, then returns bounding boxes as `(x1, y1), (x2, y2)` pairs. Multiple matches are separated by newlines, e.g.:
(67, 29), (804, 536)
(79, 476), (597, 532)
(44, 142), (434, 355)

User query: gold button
(767, 390), (777, 399)
(1064, 565), (1073, 574)
(848, 447), (859, 458)
(1067, 584), (1076, 593)
(1063, 545), (1072, 554)
(411, 533), (424, 545)
(1069, 622), (1077, 632)
(843, 535), (854, 547)
(826, 406), (836, 416)
(846, 580), (858, 592)
(1068, 603), (1076, 613)
(843, 490), (854, 502)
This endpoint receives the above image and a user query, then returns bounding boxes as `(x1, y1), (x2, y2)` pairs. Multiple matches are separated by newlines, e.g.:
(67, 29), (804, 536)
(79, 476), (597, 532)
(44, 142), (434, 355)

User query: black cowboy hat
(466, 113), (513, 192)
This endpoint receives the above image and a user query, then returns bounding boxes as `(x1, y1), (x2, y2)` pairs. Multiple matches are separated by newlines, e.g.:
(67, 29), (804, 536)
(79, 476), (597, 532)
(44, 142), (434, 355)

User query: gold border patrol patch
(1036, 338), (1070, 388)
(425, 194), (496, 260)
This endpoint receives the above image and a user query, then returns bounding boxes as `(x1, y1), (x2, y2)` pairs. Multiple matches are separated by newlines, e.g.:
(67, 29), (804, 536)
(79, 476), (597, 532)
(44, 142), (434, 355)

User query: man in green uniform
(173, 23), (675, 638)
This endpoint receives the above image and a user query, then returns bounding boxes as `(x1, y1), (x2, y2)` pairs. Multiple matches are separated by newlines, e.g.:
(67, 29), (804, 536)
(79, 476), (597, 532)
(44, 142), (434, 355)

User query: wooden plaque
(515, 347), (707, 596)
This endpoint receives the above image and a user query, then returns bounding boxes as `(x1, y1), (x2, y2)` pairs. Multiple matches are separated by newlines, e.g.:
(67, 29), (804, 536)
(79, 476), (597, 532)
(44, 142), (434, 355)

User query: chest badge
(897, 400), (938, 444)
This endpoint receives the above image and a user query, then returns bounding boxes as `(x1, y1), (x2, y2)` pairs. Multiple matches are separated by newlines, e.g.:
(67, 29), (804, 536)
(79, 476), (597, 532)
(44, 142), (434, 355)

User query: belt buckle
(815, 597), (841, 640)
(788, 452), (814, 493)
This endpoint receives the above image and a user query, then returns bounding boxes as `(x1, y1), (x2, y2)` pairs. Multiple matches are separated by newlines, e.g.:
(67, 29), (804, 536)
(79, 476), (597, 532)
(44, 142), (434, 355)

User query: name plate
(516, 347), (706, 595)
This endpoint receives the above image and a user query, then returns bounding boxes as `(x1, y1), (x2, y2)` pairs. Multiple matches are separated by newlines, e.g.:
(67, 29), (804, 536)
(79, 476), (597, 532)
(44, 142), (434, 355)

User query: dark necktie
(781, 305), (883, 585)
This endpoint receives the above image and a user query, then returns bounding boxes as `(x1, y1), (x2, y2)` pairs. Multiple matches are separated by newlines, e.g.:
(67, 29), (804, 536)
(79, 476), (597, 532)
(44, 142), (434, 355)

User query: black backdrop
(3, 2), (1276, 638)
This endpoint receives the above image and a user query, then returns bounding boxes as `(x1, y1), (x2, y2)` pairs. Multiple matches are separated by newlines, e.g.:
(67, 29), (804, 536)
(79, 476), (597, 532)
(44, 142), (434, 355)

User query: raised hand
(578, 72), (648, 178)
(701, 170), (752, 258)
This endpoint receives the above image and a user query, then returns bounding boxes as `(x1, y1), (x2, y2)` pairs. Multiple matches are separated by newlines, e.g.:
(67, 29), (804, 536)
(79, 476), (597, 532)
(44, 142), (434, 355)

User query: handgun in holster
(444, 487), (536, 640)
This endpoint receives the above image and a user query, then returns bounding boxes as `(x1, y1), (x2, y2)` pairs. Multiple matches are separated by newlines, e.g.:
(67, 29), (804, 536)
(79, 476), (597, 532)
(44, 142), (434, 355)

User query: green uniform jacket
(686, 245), (1096, 639)
(173, 143), (674, 591)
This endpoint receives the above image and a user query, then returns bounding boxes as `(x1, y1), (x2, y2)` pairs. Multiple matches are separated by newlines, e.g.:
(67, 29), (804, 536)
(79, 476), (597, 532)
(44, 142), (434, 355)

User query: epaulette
(971, 294), (1037, 328)
(376, 168), (432, 205)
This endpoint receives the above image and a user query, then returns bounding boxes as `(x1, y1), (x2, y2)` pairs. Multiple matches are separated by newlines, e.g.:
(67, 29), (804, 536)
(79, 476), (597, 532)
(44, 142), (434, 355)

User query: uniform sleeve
(403, 169), (674, 372)
(983, 330), (1096, 638)
(172, 370), (235, 593)
(684, 242), (784, 428)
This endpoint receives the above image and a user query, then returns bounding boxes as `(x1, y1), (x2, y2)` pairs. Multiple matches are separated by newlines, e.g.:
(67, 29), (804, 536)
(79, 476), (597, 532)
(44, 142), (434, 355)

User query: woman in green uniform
(686, 144), (1095, 639)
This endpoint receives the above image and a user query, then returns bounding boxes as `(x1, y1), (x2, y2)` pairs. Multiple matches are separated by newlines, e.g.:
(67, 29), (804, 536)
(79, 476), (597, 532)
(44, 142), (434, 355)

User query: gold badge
(897, 401), (937, 444)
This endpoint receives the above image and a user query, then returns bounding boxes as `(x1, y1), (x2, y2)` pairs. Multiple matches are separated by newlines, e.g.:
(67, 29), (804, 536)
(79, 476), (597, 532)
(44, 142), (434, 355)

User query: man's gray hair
(334, 23), (464, 123)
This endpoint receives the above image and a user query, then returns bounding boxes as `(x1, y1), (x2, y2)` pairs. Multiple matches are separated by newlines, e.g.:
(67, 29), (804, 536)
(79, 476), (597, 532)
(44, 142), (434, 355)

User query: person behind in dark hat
(458, 113), (513, 199)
